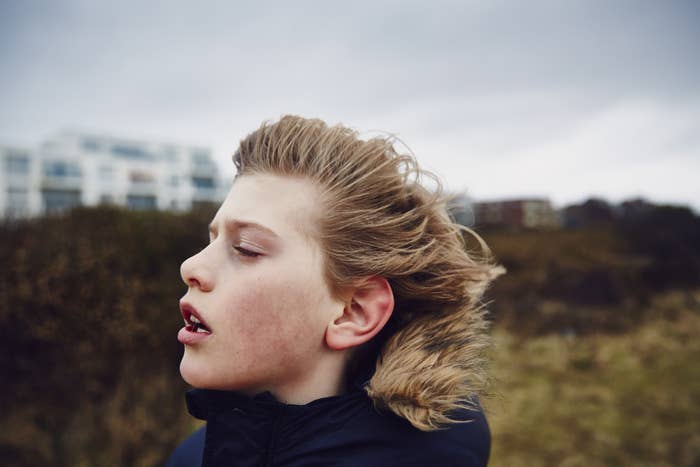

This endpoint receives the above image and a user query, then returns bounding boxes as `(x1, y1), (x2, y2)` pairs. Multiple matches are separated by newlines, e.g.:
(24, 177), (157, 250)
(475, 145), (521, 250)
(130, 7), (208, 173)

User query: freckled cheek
(224, 279), (316, 355)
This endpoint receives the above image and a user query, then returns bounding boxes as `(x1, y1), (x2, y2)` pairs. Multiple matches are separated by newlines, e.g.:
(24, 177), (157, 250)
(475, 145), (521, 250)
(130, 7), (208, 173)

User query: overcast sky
(2, 0), (698, 210)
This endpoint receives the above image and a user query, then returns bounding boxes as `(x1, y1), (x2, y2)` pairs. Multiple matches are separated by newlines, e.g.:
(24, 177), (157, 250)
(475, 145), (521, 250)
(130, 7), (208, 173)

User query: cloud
(1, 0), (698, 210)
(451, 98), (700, 208)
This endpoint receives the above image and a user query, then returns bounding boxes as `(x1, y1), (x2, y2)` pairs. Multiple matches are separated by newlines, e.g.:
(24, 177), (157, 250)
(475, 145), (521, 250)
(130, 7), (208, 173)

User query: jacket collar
(186, 357), (376, 421)
(186, 384), (368, 422)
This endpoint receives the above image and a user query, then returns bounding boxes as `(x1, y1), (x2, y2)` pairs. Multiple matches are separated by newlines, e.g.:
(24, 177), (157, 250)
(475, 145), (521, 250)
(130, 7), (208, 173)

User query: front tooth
(191, 315), (201, 324)
(196, 327), (209, 333)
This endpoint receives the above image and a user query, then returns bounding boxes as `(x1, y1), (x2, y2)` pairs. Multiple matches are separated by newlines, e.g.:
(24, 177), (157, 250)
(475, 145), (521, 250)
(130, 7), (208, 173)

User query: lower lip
(177, 325), (212, 345)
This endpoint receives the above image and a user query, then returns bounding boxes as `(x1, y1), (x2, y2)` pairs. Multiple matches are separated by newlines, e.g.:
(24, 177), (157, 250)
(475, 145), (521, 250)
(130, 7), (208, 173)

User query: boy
(167, 116), (501, 466)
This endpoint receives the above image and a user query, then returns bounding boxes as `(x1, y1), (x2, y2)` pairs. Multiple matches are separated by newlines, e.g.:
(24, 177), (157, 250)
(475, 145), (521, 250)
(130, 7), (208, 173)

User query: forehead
(213, 174), (321, 240)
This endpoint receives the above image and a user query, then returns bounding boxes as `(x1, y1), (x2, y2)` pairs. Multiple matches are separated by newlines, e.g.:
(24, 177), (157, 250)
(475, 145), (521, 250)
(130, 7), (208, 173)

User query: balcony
(41, 173), (82, 190)
(191, 176), (219, 202)
(190, 160), (218, 176)
(42, 188), (82, 214)
(128, 170), (157, 195)
(41, 160), (82, 190)
(126, 194), (157, 211)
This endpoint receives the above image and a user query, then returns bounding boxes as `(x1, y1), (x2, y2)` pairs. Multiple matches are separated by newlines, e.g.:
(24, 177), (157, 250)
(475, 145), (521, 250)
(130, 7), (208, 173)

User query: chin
(179, 354), (241, 390)
(179, 353), (213, 388)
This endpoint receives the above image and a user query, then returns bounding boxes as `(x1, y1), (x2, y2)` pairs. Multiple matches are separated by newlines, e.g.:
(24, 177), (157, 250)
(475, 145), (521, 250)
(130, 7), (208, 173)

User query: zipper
(263, 405), (285, 467)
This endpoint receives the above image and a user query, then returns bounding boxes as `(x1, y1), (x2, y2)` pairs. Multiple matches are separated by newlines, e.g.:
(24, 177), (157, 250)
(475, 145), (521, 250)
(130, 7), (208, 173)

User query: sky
(1, 0), (698, 211)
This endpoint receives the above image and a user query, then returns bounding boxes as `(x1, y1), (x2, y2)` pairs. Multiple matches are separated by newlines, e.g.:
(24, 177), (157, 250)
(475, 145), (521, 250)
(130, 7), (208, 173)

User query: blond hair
(233, 115), (503, 431)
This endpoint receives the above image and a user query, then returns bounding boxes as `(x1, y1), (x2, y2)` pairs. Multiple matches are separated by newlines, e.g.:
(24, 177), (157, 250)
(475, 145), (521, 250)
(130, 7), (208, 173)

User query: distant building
(472, 198), (559, 229)
(0, 131), (227, 219)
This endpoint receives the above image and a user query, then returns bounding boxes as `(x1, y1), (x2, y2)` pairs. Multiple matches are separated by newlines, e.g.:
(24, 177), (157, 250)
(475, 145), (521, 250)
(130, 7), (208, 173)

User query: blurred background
(1, 1), (698, 466)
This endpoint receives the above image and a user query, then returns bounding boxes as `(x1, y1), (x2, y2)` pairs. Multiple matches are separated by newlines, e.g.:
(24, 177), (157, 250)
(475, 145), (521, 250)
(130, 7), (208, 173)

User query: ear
(325, 276), (394, 351)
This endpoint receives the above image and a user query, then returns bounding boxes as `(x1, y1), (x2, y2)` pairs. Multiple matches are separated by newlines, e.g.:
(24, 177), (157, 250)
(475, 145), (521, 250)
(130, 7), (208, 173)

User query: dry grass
(485, 290), (700, 467)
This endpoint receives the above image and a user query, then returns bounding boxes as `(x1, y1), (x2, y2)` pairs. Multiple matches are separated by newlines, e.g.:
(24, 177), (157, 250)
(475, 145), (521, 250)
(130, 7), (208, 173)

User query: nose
(180, 247), (214, 292)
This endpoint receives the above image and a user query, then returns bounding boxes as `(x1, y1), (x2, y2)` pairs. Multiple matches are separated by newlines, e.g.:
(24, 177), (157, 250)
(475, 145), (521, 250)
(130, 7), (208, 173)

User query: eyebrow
(208, 218), (280, 239)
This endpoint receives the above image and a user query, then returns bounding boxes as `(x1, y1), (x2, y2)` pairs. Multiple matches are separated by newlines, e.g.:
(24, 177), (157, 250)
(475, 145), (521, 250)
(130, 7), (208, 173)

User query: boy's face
(178, 174), (345, 396)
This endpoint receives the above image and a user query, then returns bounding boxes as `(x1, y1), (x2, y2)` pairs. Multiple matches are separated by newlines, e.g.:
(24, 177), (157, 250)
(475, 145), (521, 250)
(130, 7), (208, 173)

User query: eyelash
(234, 246), (261, 258)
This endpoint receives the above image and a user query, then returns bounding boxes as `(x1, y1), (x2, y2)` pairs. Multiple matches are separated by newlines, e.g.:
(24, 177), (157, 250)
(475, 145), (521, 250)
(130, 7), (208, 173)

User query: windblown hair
(233, 115), (504, 431)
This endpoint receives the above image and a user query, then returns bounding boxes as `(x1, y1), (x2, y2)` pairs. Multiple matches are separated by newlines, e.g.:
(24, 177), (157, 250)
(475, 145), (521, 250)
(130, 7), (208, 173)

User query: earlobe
(326, 277), (394, 351)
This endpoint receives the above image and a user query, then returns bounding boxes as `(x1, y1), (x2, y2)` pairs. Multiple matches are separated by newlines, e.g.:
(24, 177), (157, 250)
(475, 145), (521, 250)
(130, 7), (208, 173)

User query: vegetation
(0, 202), (698, 466)
(0, 206), (215, 466)
(482, 203), (700, 335)
(486, 290), (700, 467)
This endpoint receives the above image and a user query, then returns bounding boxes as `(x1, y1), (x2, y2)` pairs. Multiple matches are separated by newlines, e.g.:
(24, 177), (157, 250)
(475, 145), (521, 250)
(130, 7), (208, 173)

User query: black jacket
(166, 385), (490, 467)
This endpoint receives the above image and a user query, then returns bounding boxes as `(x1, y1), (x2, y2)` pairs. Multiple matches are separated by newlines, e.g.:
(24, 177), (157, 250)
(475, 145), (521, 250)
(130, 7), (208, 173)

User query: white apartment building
(0, 131), (228, 220)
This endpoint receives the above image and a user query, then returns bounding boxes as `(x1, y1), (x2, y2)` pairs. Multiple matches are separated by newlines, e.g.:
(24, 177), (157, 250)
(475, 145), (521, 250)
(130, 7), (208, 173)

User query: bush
(481, 220), (699, 335)
(0, 206), (214, 466)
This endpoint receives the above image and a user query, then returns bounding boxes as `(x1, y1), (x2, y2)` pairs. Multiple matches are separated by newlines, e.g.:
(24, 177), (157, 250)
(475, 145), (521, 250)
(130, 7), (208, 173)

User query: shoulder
(336, 398), (491, 467)
(164, 425), (206, 467)
(166, 392), (490, 467)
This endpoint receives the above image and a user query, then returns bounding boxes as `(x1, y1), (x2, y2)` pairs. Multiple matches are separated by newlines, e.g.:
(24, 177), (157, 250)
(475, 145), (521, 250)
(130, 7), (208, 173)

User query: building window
(169, 175), (180, 187)
(129, 171), (155, 184)
(43, 160), (81, 177)
(5, 153), (30, 174)
(99, 194), (114, 205)
(127, 194), (157, 210)
(42, 189), (81, 214)
(112, 144), (151, 160)
(192, 176), (214, 188)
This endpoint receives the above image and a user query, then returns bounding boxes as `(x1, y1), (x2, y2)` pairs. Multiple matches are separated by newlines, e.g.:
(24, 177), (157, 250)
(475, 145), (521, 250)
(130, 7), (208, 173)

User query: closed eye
(234, 246), (261, 258)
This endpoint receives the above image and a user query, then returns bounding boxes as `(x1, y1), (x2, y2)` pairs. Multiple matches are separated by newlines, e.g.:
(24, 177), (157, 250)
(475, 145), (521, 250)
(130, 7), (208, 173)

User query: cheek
(226, 275), (322, 354)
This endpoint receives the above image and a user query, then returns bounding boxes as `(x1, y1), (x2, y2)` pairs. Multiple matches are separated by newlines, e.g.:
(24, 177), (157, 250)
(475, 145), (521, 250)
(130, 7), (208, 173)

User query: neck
(252, 351), (350, 405)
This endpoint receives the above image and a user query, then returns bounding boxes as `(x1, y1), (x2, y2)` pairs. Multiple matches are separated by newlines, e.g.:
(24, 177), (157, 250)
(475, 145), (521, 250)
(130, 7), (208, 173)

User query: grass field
(486, 290), (700, 467)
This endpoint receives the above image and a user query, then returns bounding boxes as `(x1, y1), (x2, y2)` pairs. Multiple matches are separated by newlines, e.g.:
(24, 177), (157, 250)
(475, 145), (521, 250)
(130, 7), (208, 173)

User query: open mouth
(182, 305), (212, 334)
